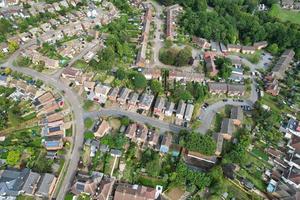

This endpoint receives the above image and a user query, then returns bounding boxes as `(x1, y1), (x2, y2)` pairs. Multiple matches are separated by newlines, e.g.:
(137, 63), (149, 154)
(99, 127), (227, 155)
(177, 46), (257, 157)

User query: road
(84, 107), (184, 133)
(2, 57), (84, 200)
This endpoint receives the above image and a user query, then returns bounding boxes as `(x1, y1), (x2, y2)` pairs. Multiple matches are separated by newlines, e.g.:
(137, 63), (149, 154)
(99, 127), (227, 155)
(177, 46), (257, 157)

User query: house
(138, 93), (154, 111)
(94, 120), (110, 138)
(282, 167), (300, 189)
(227, 44), (241, 53)
(0, 42), (8, 53)
(114, 183), (160, 200)
(0, 75), (7, 87)
(220, 43), (228, 53)
(160, 134), (173, 153)
(33, 91), (56, 108)
(176, 100), (186, 120)
(253, 41), (268, 50)
(83, 81), (96, 92)
(19, 32), (32, 43)
(148, 130), (160, 148)
(230, 106), (243, 126)
(108, 88), (119, 102)
(71, 172), (104, 198)
(143, 68), (161, 80)
(153, 97), (166, 117)
(214, 133), (223, 156)
(166, 4), (182, 40)
(97, 177), (115, 200)
(135, 124), (148, 144)
(61, 68), (82, 80)
(35, 173), (57, 199)
(110, 149), (122, 157)
(0, 168), (30, 197)
(125, 123), (137, 140)
(192, 36), (210, 49)
(241, 46), (256, 54)
(94, 84), (111, 104)
(184, 103), (194, 122)
(210, 40), (218, 51)
(205, 56), (218, 77)
(220, 118), (234, 140)
(43, 134), (63, 149)
(227, 84), (245, 96)
(281, 0), (294, 9)
(128, 92), (139, 108)
(21, 171), (41, 196)
(117, 87), (131, 105)
(40, 23), (52, 32)
(208, 82), (227, 94)
(272, 49), (295, 80)
(164, 102), (175, 117)
(265, 77), (280, 96)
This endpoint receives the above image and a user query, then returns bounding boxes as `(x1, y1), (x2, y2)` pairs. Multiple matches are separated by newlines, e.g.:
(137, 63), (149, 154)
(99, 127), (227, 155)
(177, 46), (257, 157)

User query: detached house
(153, 97), (166, 117)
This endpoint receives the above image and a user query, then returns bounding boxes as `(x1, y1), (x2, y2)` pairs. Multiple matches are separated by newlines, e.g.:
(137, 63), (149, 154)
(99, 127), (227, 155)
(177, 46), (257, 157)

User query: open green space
(269, 4), (300, 25)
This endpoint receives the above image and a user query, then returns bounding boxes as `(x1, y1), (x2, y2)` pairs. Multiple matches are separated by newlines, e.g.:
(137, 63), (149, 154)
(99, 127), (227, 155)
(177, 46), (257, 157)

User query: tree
(175, 46), (192, 66)
(131, 73), (147, 90)
(267, 43), (279, 55)
(8, 40), (19, 52)
(150, 80), (163, 94)
(6, 150), (21, 166)
(116, 68), (127, 80)
(120, 117), (130, 126)
(32, 156), (52, 173)
(215, 57), (232, 80)
(179, 131), (217, 155)
(4, 67), (12, 75)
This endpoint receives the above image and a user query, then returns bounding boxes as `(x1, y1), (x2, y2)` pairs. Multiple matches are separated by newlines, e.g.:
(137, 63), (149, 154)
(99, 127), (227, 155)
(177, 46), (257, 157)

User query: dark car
(222, 99), (228, 102)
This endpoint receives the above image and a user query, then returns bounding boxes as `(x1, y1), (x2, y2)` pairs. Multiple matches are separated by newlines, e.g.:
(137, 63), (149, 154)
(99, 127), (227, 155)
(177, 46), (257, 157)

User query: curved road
(2, 63), (84, 200)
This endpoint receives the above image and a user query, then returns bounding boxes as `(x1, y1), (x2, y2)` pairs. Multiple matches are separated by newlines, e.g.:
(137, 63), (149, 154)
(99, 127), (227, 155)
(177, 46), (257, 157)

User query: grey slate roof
(36, 173), (56, 198)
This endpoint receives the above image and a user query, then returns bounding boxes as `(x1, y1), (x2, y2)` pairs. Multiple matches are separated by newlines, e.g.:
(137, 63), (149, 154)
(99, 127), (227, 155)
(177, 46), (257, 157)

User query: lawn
(251, 148), (268, 161)
(269, 4), (300, 25)
(84, 117), (94, 129)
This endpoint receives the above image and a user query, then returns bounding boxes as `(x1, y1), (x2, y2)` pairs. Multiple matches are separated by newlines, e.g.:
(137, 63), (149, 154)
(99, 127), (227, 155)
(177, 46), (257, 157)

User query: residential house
(208, 82), (227, 94)
(110, 149), (122, 157)
(272, 49), (295, 80)
(148, 130), (160, 148)
(33, 91), (56, 108)
(61, 68), (82, 80)
(83, 81), (96, 92)
(166, 4), (182, 40)
(138, 93), (154, 111)
(184, 103), (194, 122)
(220, 118), (234, 140)
(114, 183), (160, 200)
(128, 92), (139, 108)
(153, 97), (166, 117)
(143, 68), (161, 80)
(108, 87), (119, 102)
(94, 84), (111, 104)
(176, 100), (186, 120)
(192, 36), (210, 49)
(21, 171), (41, 196)
(35, 173), (57, 199)
(0, 168), (30, 197)
(214, 133), (223, 156)
(227, 44), (241, 53)
(205, 56), (218, 77)
(125, 123), (137, 140)
(227, 84), (245, 96)
(220, 43), (228, 53)
(0, 42), (8, 53)
(282, 167), (300, 189)
(253, 41), (268, 50)
(160, 134), (173, 153)
(94, 120), (110, 138)
(40, 23), (52, 32)
(230, 106), (243, 126)
(135, 124), (148, 144)
(136, 4), (152, 67)
(117, 87), (131, 105)
(164, 102), (175, 117)
(265, 75), (280, 96)
(281, 0), (294, 9)
(44, 135), (64, 150)
(241, 46), (256, 54)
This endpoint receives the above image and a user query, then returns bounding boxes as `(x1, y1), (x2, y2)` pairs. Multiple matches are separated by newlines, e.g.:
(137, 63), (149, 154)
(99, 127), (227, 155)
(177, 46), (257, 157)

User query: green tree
(215, 57), (232, 80)
(150, 80), (163, 94)
(8, 40), (19, 52)
(267, 43), (279, 55)
(175, 46), (192, 66)
(6, 150), (21, 166)
(131, 73), (147, 90)
(116, 68), (127, 80)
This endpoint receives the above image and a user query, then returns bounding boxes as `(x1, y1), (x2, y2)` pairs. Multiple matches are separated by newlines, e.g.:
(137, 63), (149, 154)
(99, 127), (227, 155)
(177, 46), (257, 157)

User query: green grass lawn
(251, 148), (269, 161)
(269, 4), (300, 24)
